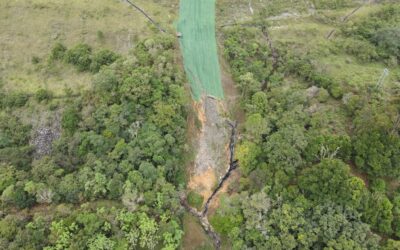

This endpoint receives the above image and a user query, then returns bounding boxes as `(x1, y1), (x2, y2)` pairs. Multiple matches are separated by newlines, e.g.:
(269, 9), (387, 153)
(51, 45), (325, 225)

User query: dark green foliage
(61, 106), (81, 135)
(342, 4), (400, 63)
(0, 92), (29, 108)
(343, 4), (400, 40)
(335, 38), (379, 62)
(31, 56), (41, 64)
(90, 49), (119, 73)
(0, 114), (31, 149)
(0, 113), (32, 169)
(221, 7), (400, 247)
(96, 30), (105, 41)
(217, 193), (381, 249)
(286, 57), (343, 99)
(51, 43), (120, 73)
(35, 88), (53, 103)
(223, 27), (272, 97)
(64, 43), (93, 71)
(0, 146), (33, 170)
(304, 134), (352, 163)
(50, 42), (67, 61)
(371, 28), (400, 60)
(0, 36), (188, 249)
(353, 130), (400, 178)
(392, 195), (400, 238)
(298, 159), (366, 207)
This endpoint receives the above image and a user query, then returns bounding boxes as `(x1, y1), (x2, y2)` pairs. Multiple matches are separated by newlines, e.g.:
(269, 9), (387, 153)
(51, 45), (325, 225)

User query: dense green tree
(304, 134), (352, 163)
(354, 130), (400, 178)
(263, 125), (307, 177)
(90, 49), (119, 73)
(298, 159), (366, 207)
(62, 106), (81, 135)
(363, 192), (393, 234)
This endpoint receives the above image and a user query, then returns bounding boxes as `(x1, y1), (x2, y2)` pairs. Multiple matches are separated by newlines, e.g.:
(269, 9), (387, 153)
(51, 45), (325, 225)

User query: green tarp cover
(177, 0), (224, 100)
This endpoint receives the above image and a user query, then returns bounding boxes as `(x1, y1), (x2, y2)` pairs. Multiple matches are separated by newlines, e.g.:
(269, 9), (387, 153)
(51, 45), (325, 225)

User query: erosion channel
(178, 0), (241, 249)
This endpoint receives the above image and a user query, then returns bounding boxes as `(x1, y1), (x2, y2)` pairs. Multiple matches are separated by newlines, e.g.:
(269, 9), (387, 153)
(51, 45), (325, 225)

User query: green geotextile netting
(177, 0), (224, 101)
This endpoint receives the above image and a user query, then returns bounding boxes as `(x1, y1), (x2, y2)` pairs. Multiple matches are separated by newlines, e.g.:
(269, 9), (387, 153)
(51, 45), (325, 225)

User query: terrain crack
(181, 120), (239, 250)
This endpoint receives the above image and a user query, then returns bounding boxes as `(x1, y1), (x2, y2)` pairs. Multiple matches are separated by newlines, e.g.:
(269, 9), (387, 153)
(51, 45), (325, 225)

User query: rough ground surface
(188, 97), (230, 203)
(29, 110), (62, 159)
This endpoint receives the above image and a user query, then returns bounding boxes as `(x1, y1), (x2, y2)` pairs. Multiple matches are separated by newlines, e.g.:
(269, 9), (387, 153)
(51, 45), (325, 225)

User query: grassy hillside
(0, 0), (178, 94)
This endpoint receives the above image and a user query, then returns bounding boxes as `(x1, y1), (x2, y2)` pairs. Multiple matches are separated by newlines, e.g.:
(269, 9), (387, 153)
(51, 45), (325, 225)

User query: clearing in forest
(177, 0), (224, 101)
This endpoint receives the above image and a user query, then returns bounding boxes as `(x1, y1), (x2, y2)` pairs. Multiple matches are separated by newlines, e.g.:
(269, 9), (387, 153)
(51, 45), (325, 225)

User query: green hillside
(0, 0), (400, 249)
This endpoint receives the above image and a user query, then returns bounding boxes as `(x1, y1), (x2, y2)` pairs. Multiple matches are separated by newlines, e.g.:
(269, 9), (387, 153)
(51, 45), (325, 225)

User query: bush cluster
(50, 43), (119, 73)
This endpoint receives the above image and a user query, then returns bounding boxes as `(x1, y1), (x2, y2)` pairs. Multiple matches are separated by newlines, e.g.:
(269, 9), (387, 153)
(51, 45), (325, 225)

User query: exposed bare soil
(188, 97), (230, 206)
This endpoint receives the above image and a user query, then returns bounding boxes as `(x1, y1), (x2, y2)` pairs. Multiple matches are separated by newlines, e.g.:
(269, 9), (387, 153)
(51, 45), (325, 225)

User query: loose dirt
(188, 97), (230, 205)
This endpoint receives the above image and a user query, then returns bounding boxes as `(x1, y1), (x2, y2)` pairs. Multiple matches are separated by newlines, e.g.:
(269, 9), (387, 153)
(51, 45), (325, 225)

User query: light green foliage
(244, 113), (270, 142)
(138, 213), (159, 249)
(312, 0), (355, 9)
(383, 240), (400, 250)
(177, 0), (224, 100)
(236, 141), (261, 175)
(87, 234), (115, 250)
(161, 220), (184, 250)
(363, 192), (393, 234)
(237, 73), (262, 100)
(187, 191), (204, 210)
(46, 220), (78, 250)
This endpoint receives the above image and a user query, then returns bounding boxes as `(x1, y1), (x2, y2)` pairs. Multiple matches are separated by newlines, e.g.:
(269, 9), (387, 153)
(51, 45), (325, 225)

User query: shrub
(371, 28), (400, 60)
(336, 38), (379, 62)
(62, 106), (81, 135)
(96, 30), (105, 41)
(64, 43), (92, 71)
(50, 42), (67, 61)
(90, 49), (119, 73)
(31, 56), (41, 64)
(317, 88), (330, 103)
(187, 191), (203, 210)
(1, 92), (29, 108)
(370, 178), (386, 193)
(35, 88), (53, 103)
(312, 0), (353, 9)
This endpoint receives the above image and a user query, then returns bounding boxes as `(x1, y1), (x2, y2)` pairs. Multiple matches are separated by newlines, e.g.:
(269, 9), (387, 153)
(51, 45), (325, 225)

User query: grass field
(0, 0), (178, 94)
(267, 4), (400, 89)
